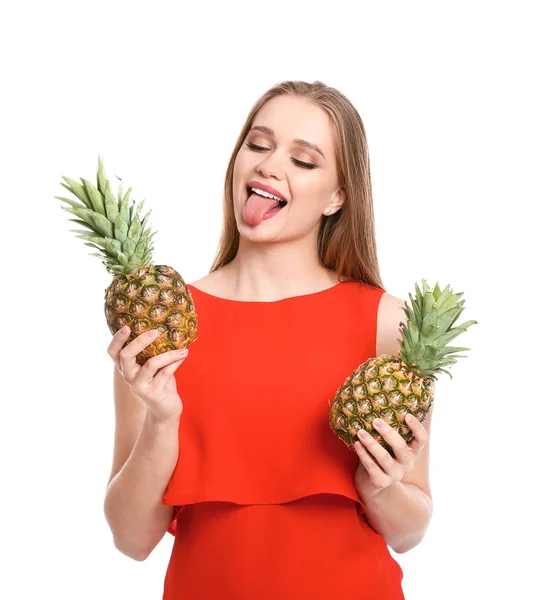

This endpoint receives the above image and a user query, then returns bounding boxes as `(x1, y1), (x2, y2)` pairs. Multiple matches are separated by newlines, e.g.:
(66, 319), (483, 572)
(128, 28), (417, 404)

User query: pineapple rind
(328, 354), (435, 456)
(104, 265), (198, 364)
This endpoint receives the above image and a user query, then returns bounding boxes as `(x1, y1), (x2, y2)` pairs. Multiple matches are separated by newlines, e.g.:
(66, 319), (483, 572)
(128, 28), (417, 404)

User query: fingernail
(358, 429), (368, 440)
(406, 414), (415, 423)
(373, 418), (383, 428)
(147, 329), (158, 337)
(120, 326), (130, 335)
(178, 348), (188, 355)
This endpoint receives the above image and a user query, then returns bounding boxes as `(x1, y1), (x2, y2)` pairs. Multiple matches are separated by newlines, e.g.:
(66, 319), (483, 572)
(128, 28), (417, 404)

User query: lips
(246, 180), (288, 203)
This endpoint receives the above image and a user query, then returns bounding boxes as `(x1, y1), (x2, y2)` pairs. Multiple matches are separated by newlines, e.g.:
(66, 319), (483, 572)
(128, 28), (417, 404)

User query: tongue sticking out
(243, 192), (284, 226)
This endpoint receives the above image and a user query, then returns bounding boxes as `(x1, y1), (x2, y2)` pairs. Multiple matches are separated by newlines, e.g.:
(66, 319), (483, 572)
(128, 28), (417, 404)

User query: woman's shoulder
(187, 269), (226, 295)
(376, 291), (407, 357)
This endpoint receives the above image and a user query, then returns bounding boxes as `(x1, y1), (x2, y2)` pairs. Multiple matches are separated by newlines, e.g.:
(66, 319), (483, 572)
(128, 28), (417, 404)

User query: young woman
(104, 80), (433, 599)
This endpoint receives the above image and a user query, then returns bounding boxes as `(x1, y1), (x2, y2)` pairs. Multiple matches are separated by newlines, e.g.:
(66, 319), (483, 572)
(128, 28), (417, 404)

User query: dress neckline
(186, 280), (355, 305)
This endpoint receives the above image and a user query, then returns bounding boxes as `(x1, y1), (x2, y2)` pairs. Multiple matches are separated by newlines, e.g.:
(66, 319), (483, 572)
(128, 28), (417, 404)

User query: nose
(257, 152), (282, 179)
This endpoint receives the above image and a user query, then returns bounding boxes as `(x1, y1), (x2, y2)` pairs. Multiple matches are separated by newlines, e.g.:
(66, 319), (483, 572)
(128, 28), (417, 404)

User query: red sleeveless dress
(161, 281), (404, 599)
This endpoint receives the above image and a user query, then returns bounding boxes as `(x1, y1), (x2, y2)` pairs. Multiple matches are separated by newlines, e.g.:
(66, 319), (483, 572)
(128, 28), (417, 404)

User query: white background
(1, 1), (543, 598)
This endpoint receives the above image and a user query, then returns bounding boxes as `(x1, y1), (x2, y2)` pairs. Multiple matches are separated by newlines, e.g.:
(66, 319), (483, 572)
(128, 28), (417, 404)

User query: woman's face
(232, 94), (344, 243)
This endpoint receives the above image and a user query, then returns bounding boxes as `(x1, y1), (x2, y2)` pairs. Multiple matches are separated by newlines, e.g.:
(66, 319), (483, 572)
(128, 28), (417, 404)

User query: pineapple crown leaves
(55, 155), (158, 277)
(397, 278), (478, 380)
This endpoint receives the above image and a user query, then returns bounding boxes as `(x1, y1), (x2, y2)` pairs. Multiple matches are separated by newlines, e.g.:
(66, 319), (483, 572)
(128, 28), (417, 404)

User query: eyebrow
(249, 125), (327, 160)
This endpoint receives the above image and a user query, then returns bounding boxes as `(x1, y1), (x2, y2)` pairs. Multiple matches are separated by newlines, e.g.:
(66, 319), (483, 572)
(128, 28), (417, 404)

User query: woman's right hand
(107, 326), (189, 423)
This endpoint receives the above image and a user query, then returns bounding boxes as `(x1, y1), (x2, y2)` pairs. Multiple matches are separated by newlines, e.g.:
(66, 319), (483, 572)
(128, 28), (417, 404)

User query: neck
(220, 235), (341, 302)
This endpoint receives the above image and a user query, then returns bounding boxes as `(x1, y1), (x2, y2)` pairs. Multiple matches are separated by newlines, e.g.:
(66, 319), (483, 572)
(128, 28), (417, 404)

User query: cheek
(235, 148), (254, 169)
(292, 178), (329, 210)
(232, 157), (246, 196)
(233, 152), (254, 188)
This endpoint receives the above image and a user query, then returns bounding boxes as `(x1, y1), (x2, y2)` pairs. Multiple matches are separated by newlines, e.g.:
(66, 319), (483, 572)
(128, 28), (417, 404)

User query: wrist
(354, 463), (398, 500)
(145, 408), (182, 429)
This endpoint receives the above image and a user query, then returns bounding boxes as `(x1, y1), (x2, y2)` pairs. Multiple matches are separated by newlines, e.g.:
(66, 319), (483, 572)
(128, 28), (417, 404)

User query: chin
(236, 216), (286, 245)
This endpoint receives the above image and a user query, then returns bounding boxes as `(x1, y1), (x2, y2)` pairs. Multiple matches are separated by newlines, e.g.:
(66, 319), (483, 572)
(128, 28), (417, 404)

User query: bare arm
(103, 366), (180, 561)
(354, 404), (434, 554)
(357, 479), (433, 554)
(361, 293), (433, 553)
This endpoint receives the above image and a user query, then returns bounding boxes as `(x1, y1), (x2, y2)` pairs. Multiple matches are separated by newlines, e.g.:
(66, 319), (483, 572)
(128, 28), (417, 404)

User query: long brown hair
(210, 80), (384, 291)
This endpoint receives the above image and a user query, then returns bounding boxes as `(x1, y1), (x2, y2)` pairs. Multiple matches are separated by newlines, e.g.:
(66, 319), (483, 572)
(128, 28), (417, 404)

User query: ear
(324, 188), (346, 216)
(331, 187), (345, 210)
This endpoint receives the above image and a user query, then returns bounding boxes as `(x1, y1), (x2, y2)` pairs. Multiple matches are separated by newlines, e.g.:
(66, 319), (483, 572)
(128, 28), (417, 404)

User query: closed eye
(245, 143), (317, 170)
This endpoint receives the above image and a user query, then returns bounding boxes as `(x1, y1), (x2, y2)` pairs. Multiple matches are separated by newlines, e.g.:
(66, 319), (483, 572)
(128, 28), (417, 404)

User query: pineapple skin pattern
(329, 354), (434, 455)
(105, 265), (198, 366)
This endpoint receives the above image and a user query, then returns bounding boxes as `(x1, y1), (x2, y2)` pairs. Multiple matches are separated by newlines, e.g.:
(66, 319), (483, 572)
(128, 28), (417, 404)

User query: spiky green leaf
(69, 229), (96, 236)
(67, 218), (95, 230)
(114, 250), (129, 265)
(127, 199), (144, 241)
(421, 312), (438, 338)
(60, 179), (92, 209)
(55, 195), (85, 209)
(120, 187), (132, 221)
(104, 180), (119, 223)
(81, 178), (106, 215)
(84, 242), (106, 254)
(61, 205), (114, 238)
(453, 319), (478, 331)
(140, 208), (153, 234)
(423, 345), (439, 360)
(114, 212), (129, 244)
(87, 236), (123, 255)
(434, 284), (453, 312)
(122, 233), (137, 256)
(97, 155), (108, 196)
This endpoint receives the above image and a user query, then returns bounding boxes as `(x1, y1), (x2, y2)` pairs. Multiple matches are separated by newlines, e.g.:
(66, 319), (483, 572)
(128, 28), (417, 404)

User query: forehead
(252, 95), (336, 154)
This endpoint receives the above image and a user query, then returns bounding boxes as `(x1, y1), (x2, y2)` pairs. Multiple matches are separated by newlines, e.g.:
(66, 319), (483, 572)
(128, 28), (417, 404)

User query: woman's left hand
(353, 416), (429, 498)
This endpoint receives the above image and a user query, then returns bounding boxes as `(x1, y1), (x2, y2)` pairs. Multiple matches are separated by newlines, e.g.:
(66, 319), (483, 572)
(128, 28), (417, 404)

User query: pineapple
(56, 155), (198, 364)
(329, 279), (477, 455)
